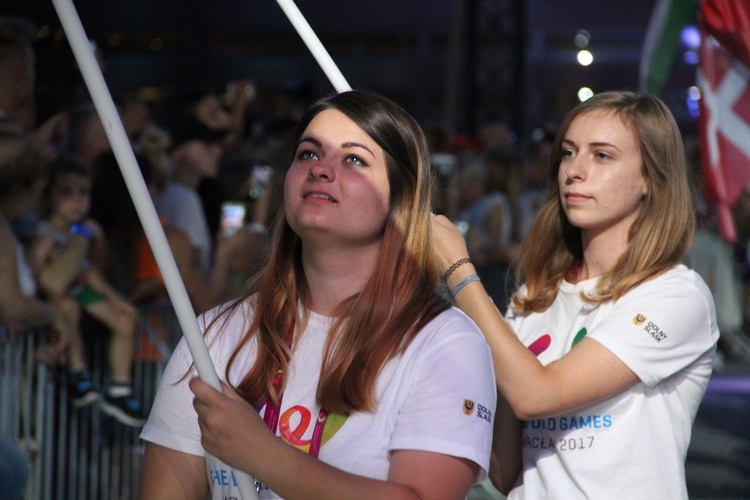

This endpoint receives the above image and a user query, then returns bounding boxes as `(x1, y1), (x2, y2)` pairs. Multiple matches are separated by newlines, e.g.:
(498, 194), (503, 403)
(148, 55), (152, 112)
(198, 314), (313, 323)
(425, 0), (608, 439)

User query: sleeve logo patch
(642, 321), (667, 342)
(634, 314), (667, 341)
(463, 399), (475, 415)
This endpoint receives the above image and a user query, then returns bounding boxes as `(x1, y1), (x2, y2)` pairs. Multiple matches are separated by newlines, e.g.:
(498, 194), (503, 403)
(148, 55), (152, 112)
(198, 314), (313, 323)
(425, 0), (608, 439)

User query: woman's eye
(596, 152), (611, 161)
(561, 149), (575, 160)
(297, 150), (318, 161)
(346, 154), (367, 167)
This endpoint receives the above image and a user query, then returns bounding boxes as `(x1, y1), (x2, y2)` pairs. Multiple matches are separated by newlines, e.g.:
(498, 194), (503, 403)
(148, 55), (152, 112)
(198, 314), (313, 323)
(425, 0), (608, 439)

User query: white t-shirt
(141, 300), (496, 499)
(155, 183), (212, 271)
(506, 264), (718, 500)
(14, 236), (35, 298)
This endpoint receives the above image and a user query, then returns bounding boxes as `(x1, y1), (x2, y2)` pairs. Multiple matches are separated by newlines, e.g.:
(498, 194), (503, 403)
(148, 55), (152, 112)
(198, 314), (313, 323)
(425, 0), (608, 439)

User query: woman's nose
(308, 158), (334, 181)
(563, 157), (585, 182)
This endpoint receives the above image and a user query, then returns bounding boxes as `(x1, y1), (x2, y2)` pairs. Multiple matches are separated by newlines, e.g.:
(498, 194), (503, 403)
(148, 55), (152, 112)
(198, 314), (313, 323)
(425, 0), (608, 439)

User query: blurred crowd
(0, 16), (291, 432)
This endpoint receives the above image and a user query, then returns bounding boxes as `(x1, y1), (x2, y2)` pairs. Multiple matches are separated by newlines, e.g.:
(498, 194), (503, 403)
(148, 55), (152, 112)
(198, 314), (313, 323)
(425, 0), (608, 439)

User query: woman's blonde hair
(221, 90), (448, 413)
(513, 91), (695, 312)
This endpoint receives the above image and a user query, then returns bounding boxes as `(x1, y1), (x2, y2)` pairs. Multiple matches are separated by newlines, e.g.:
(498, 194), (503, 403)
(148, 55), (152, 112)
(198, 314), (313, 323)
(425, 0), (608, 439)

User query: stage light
(578, 87), (594, 102)
(577, 50), (593, 66)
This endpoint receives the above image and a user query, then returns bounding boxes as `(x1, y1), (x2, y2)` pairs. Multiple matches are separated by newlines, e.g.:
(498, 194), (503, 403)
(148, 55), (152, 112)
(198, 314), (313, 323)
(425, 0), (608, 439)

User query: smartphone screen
(248, 165), (273, 199)
(220, 201), (246, 238)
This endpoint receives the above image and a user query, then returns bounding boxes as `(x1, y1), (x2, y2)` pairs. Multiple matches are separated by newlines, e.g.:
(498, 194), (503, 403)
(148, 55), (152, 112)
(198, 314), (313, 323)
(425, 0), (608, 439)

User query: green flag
(639, 0), (699, 95)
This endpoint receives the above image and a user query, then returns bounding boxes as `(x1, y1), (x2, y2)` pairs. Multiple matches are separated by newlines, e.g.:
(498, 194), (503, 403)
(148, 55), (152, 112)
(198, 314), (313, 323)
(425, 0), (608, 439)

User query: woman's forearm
(445, 264), (551, 419)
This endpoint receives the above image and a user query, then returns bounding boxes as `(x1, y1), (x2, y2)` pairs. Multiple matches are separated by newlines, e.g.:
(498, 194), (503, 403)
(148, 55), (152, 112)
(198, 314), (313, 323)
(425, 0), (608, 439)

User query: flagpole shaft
(275, 0), (351, 92)
(50, 0), (258, 497)
(50, 0), (220, 392)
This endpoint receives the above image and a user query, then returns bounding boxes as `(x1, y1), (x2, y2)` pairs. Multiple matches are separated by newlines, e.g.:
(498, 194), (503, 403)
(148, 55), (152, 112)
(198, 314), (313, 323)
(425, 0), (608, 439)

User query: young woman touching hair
(432, 91), (718, 499)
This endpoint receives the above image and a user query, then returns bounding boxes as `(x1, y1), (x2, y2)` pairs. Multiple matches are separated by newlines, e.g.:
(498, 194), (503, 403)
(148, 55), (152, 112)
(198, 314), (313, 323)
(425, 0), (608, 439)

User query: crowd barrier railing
(0, 300), (181, 499)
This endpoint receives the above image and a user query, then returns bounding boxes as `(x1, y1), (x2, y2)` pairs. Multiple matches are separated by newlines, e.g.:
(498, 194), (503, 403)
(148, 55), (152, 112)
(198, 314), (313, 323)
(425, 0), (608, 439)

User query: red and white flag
(698, 0), (750, 243)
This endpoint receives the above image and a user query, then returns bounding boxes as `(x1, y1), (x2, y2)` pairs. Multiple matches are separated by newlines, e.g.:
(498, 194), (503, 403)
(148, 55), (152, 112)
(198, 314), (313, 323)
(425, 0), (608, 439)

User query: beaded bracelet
(443, 257), (471, 282)
(450, 274), (480, 297)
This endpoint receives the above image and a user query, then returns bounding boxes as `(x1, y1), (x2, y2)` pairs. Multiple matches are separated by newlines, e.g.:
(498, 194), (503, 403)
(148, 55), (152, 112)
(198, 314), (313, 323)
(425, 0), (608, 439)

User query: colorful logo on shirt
(279, 405), (348, 453)
(527, 328), (587, 358)
(633, 313), (647, 326)
(571, 327), (587, 347)
(463, 399), (475, 415)
(527, 334), (551, 356)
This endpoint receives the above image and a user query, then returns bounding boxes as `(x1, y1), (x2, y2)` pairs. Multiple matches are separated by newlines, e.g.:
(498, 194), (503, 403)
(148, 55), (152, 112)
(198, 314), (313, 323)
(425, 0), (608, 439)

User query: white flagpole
(275, 0), (352, 92)
(50, 0), (259, 497)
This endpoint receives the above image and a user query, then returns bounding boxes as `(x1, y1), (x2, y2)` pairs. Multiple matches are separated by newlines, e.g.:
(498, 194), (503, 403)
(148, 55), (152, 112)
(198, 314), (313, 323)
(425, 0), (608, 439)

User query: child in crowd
(0, 149), (70, 366)
(27, 156), (146, 427)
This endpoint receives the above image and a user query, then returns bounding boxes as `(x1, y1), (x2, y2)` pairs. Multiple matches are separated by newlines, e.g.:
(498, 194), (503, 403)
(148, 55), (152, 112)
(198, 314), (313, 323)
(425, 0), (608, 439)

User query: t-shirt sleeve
(388, 310), (497, 480)
(139, 335), (205, 456)
(139, 304), (246, 456)
(587, 270), (718, 388)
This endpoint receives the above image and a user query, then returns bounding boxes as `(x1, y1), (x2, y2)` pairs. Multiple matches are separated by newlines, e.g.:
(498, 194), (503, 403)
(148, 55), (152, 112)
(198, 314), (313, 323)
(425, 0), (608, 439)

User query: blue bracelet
(70, 223), (94, 240)
(450, 274), (480, 298)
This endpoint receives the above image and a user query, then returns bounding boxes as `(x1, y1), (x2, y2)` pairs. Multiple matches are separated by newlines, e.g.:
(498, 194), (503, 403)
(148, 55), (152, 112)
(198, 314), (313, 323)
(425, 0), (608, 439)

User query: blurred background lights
(531, 126), (546, 143)
(149, 37), (164, 52)
(684, 50), (699, 64)
(681, 25), (701, 50)
(578, 87), (594, 102)
(577, 49), (594, 66)
(681, 25), (700, 65)
(574, 29), (591, 48)
(107, 33), (122, 48)
(687, 85), (701, 117)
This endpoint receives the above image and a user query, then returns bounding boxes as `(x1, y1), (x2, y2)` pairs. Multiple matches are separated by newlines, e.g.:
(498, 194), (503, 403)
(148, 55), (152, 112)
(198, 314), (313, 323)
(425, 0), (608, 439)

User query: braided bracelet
(450, 274), (480, 297)
(443, 257), (471, 282)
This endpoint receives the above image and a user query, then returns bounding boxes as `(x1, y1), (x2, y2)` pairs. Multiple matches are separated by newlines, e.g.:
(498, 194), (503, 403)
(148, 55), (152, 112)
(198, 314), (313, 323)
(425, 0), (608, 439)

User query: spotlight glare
(577, 50), (594, 66)
(578, 87), (594, 102)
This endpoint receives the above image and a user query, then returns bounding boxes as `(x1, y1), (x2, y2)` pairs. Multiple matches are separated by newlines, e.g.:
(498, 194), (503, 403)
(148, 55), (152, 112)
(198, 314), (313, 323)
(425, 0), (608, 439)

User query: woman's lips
(564, 192), (590, 203)
(304, 191), (337, 202)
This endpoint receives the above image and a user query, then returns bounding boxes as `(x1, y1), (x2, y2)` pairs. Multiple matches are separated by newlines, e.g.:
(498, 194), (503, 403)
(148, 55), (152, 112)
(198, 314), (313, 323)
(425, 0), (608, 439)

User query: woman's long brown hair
(216, 90), (449, 414)
(513, 91), (695, 312)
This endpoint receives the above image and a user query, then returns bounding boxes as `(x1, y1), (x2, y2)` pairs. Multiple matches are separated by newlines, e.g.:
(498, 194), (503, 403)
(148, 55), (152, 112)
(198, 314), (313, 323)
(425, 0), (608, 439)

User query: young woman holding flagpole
(139, 90), (496, 499)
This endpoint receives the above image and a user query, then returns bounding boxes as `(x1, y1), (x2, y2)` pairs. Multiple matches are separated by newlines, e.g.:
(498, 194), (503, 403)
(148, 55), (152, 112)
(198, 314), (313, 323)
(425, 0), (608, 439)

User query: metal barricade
(0, 300), (181, 499)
